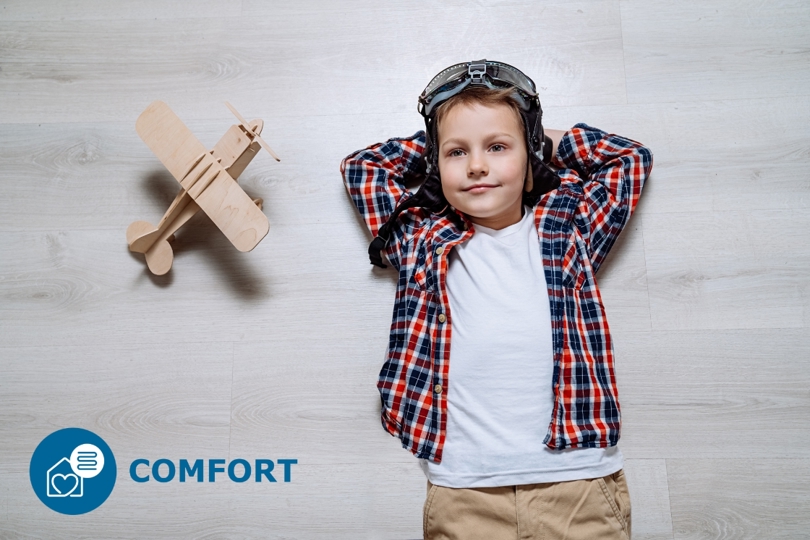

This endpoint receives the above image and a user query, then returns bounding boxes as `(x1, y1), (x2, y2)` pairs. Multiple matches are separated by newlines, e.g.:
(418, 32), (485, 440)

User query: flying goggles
(418, 59), (539, 117)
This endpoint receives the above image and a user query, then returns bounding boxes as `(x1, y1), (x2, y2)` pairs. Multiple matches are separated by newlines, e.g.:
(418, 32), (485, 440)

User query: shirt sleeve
(551, 123), (654, 273)
(340, 131), (427, 269)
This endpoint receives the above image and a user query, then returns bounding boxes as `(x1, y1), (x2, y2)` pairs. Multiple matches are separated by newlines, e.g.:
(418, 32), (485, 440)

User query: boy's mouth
(463, 183), (499, 193)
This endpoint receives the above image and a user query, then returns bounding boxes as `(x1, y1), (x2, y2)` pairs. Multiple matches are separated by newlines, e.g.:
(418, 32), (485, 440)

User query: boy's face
(437, 101), (528, 230)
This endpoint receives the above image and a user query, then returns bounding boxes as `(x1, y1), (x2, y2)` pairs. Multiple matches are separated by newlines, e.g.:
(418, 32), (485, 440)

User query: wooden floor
(1, 1), (809, 538)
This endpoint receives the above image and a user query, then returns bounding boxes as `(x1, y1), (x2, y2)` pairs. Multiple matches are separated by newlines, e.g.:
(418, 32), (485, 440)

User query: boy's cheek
(438, 163), (467, 191)
(440, 179), (467, 207)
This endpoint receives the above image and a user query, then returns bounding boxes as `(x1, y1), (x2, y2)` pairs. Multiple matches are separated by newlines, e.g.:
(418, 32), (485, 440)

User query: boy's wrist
(544, 128), (567, 161)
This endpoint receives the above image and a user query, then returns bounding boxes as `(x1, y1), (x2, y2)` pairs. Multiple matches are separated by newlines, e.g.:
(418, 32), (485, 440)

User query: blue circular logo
(29, 428), (117, 515)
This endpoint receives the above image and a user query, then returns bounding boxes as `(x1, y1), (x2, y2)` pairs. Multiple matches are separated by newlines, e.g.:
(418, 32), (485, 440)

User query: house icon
(46, 457), (83, 498)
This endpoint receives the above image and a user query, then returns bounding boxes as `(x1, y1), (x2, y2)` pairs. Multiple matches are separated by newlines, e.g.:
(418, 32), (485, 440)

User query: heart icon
(51, 473), (78, 496)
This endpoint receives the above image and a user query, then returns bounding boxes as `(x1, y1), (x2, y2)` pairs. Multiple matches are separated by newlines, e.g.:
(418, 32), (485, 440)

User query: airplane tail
(127, 220), (174, 275)
(126, 221), (160, 253)
(144, 239), (174, 276)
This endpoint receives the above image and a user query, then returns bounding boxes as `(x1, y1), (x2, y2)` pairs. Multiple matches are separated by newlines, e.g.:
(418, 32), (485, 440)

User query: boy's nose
(467, 155), (488, 177)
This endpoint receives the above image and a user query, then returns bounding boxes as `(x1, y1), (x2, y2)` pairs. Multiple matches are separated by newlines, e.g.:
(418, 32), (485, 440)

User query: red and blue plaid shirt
(340, 123), (653, 463)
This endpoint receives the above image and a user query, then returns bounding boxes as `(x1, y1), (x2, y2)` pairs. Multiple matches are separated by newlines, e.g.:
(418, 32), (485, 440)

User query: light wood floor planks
(1, 1), (809, 538)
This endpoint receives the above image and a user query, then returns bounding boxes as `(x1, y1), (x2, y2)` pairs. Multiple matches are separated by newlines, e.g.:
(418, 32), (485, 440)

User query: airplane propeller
(225, 101), (281, 162)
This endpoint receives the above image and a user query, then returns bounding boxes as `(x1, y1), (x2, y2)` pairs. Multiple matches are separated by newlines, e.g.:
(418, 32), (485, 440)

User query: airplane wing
(180, 153), (269, 252)
(136, 100), (269, 252)
(136, 100), (209, 182)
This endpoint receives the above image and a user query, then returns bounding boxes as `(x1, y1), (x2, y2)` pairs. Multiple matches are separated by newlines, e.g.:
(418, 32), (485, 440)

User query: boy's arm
(550, 123), (654, 273)
(339, 131), (427, 269)
(544, 128), (566, 164)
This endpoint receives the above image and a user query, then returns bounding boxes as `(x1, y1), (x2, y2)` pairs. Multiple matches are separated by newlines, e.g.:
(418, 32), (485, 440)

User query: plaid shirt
(340, 123), (653, 463)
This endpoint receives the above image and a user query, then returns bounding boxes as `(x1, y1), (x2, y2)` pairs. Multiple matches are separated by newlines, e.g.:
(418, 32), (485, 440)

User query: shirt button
(435, 246), (444, 255)
(434, 384), (443, 394)
(438, 313), (447, 323)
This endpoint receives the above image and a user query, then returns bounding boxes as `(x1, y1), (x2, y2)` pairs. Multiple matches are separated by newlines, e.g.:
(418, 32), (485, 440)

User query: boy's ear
(524, 161), (534, 193)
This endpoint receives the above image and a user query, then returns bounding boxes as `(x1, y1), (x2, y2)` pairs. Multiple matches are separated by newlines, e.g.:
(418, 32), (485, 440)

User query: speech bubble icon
(70, 443), (105, 479)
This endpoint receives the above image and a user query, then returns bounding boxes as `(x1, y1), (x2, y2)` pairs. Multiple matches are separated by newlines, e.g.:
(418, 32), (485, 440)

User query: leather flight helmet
(367, 59), (559, 268)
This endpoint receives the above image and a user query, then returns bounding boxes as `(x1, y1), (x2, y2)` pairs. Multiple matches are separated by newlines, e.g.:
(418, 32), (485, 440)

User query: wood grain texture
(644, 209), (810, 330)
(0, 0), (243, 21)
(622, 0), (810, 104)
(0, 343), (233, 465)
(1, 0), (809, 538)
(623, 459), (674, 540)
(630, 95), (810, 217)
(0, 225), (396, 348)
(667, 459), (810, 540)
(615, 328), (810, 459)
(0, 1), (628, 123)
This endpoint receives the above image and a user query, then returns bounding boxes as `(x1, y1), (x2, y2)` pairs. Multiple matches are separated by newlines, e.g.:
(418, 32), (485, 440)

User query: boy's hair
(433, 86), (527, 144)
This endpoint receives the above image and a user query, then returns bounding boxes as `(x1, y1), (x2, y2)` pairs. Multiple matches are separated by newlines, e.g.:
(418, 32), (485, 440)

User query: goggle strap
(368, 235), (388, 268)
(368, 188), (421, 267)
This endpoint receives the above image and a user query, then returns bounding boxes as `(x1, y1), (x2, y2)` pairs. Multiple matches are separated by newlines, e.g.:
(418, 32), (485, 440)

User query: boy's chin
(454, 199), (523, 219)
(458, 205), (524, 228)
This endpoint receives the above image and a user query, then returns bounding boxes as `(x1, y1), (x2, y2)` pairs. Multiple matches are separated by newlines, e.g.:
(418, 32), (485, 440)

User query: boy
(340, 60), (653, 539)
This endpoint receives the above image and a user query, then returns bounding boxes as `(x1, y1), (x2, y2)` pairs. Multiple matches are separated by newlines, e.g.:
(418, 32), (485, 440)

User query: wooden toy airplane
(127, 100), (279, 275)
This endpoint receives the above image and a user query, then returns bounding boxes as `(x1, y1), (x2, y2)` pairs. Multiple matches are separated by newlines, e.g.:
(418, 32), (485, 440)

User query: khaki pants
(423, 469), (631, 540)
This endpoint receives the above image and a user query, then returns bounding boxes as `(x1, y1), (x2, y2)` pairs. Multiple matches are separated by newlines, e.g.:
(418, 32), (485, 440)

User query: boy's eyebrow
(440, 132), (518, 149)
(440, 138), (466, 149)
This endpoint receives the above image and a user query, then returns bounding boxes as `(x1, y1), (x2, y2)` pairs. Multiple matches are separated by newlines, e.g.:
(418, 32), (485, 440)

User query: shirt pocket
(410, 265), (428, 292)
(406, 238), (434, 293)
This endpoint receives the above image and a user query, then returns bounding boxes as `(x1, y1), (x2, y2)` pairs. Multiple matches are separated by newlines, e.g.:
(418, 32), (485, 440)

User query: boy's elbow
(637, 145), (654, 182)
(340, 156), (368, 192)
(619, 141), (653, 185)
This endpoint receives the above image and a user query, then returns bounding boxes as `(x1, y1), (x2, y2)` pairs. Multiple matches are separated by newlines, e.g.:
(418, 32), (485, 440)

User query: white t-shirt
(419, 206), (623, 488)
